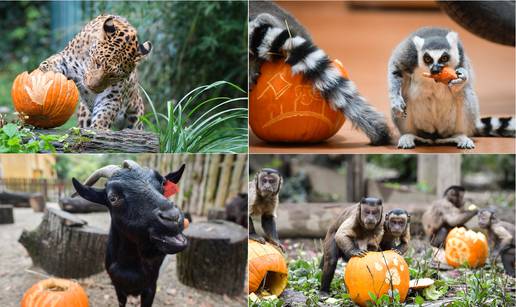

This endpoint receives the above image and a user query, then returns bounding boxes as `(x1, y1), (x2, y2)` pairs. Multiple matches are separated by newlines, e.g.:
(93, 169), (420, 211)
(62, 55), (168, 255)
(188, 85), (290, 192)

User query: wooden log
(0, 205), (14, 224)
(0, 191), (45, 208)
(272, 202), (427, 238)
(58, 196), (108, 213)
(18, 207), (108, 278)
(177, 220), (247, 296)
(34, 128), (159, 153)
(207, 208), (226, 221)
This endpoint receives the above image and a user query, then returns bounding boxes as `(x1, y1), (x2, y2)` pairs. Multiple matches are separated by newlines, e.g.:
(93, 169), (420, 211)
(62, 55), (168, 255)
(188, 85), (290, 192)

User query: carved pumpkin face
(249, 60), (347, 143)
(21, 278), (89, 307)
(445, 227), (488, 268)
(248, 240), (288, 296)
(11, 70), (79, 128)
(344, 251), (410, 307)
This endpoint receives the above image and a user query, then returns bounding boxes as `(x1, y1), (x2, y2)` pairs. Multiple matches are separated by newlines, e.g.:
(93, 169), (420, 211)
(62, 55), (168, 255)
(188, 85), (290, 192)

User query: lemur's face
(412, 31), (460, 74)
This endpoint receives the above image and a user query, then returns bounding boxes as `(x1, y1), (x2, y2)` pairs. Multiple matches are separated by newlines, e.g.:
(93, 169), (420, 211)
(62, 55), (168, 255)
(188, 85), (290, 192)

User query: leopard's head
(84, 16), (151, 93)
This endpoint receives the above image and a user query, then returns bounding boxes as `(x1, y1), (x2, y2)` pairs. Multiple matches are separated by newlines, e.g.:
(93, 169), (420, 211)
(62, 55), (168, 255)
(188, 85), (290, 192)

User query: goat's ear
(72, 178), (108, 206)
(165, 164), (186, 183)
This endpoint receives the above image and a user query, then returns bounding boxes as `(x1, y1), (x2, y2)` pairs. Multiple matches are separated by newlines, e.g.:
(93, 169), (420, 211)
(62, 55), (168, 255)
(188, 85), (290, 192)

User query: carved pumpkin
(11, 70), (79, 128)
(250, 59), (347, 143)
(445, 227), (488, 268)
(248, 240), (288, 295)
(344, 251), (410, 307)
(21, 278), (89, 307)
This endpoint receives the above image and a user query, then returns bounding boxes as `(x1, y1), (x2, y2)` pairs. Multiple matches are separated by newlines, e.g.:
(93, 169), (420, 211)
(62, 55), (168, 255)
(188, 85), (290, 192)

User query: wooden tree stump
(207, 208), (226, 221)
(34, 128), (159, 153)
(177, 220), (247, 296)
(0, 205), (14, 224)
(18, 207), (108, 278)
(58, 196), (108, 213)
(0, 191), (45, 208)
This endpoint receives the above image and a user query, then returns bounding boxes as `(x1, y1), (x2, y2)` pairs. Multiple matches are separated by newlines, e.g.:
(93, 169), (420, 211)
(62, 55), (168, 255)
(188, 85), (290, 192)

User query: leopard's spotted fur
(39, 14), (151, 130)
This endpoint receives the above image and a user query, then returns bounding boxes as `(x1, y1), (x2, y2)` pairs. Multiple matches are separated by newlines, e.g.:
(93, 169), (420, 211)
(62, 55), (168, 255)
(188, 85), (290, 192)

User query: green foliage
(140, 81), (247, 153)
(0, 122), (63, 153)
(367, 290), (403, 307)
(462, 155), (515, 189)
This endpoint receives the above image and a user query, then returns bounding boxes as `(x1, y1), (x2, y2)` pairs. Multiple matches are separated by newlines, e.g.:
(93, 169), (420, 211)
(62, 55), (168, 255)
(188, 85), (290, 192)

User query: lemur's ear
(103, 17), (117, 36)
(412, 35), (424, 51)
(446, 31), (459, 46)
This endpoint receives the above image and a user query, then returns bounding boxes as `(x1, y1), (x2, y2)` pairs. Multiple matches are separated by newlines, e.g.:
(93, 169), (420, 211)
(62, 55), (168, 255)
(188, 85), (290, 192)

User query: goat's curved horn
(71, 165), (121, 197)
(122, 160), (140, 169)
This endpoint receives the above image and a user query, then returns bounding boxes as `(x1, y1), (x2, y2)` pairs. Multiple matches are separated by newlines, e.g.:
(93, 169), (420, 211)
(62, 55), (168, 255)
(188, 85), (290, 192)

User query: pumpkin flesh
(248, 240), (288, 296)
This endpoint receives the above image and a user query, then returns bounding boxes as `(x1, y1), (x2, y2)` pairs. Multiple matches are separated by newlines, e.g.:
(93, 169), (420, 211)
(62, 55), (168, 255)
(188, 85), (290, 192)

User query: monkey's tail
(475, 116), (515, 137)
(249, 22), (391, 145)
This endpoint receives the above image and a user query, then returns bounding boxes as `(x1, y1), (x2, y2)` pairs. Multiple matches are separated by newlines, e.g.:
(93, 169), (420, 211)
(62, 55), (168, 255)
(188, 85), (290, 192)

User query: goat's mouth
(150, 233), (188, 254)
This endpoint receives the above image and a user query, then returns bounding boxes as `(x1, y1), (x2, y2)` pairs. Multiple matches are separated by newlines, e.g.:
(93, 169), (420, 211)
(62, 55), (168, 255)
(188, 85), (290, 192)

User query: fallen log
(0, 205), (14, 224)
(268, 202), (427, 238)
(33, 128), (159, 153)
(19, 208), (108, 278)
(58, 196), (108, 213)
(177, 220), (247, 296)
(0, 191), (45, 209)
(207, 208), (226, 221)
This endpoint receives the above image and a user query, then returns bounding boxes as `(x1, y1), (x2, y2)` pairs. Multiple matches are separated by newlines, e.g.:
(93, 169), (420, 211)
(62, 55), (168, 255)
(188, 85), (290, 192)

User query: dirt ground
(0, 204), (246, 307)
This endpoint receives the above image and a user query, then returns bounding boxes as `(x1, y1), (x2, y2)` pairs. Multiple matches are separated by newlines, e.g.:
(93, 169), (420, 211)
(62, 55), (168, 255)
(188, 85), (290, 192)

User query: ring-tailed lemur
(249, 1), (391, 145)
(388, 27), (515, 149)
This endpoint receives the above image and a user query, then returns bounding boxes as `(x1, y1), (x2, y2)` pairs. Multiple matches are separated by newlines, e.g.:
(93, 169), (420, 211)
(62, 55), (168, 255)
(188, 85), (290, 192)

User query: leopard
(38, 14), (152, 130)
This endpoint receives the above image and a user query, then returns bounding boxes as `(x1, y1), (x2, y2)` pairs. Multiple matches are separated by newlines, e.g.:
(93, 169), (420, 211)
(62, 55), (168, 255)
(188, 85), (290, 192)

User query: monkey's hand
(391, 97), (407, 119)
(393, 248), (403, 255)
(448, 67), (468, 92)
(249, 234), (266, 244)
(350, 248), (368, 258)
(269, 239), (286, 253)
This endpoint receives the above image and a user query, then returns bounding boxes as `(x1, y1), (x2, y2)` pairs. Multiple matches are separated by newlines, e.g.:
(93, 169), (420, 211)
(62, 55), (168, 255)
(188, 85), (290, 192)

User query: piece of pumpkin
(248, 240), (288, 296)
(11, 70), (79, 128)
(249, 59), (347, 143)
(422, 66), (458, 84)
(21, 278), (89, 307)
(445, 227), (488, 268)
(344, 250), (410, 307)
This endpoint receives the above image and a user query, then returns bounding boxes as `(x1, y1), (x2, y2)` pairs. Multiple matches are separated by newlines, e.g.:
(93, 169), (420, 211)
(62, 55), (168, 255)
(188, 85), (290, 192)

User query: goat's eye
(108, 193), (122, 206)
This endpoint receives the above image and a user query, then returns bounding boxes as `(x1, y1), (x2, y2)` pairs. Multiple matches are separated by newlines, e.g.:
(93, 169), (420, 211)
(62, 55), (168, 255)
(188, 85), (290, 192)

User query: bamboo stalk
(214, 155), (233, 209)
(203, 154), (221, 215)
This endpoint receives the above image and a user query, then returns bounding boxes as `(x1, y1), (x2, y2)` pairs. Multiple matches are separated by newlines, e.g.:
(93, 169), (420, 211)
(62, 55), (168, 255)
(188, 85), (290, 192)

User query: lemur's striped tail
(249, 18), (391, 145)
(476, 117), (515, 137)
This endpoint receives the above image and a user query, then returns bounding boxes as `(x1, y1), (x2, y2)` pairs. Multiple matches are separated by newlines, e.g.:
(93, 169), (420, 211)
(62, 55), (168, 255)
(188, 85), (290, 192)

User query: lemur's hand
(391, 98), (407, 118)
(449, 67), (468, 91)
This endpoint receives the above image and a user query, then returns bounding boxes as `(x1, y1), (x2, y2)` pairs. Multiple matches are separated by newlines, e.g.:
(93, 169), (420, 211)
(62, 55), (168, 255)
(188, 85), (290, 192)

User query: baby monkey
(320, 197), (384, 294)
(381, 208), (411, 255)
(478, 208), (515, 277)
(249, 168), (284, 251)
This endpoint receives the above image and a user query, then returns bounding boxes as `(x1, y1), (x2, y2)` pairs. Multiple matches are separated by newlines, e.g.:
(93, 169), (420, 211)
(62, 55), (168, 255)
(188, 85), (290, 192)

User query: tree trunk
(177, 220), (247, 296)
(273, 203), (426, 238)
(18, 208), (108, 278)
(58, 196), (108, 213)
(0, 191), (45, 208)
(0, 205), (14, 224)
(207, 208), (226, 221)
(34, 128), (159, 153)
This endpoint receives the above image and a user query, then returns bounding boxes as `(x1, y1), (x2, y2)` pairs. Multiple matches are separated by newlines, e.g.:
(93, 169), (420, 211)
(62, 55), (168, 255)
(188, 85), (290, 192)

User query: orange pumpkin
(249, 59), (347, 143)
(423, 66), (458, 84)
(11, 70), (79, 128)
(21, 278), (89, 307)
(344, 251), (410, 307)
(445, 227), (488, 268)
(248, 240), (288, 295)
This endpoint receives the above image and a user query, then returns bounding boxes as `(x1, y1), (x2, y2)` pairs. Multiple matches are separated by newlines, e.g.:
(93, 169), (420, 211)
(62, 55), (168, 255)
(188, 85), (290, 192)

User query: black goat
(72, 161), (188, 307)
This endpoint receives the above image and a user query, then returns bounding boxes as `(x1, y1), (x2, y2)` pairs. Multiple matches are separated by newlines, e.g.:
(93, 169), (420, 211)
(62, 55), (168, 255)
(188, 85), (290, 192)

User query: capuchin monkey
(320, 197), (384, 295)
(388, 27), (514, 149)
(249, 168), (284, 251)
(478, 208), (515, 277)
(225, 193), (248, 228)
(422, 185), (477, 247)
(381, 208), (411, 255)
(249, 1), (391, 145)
